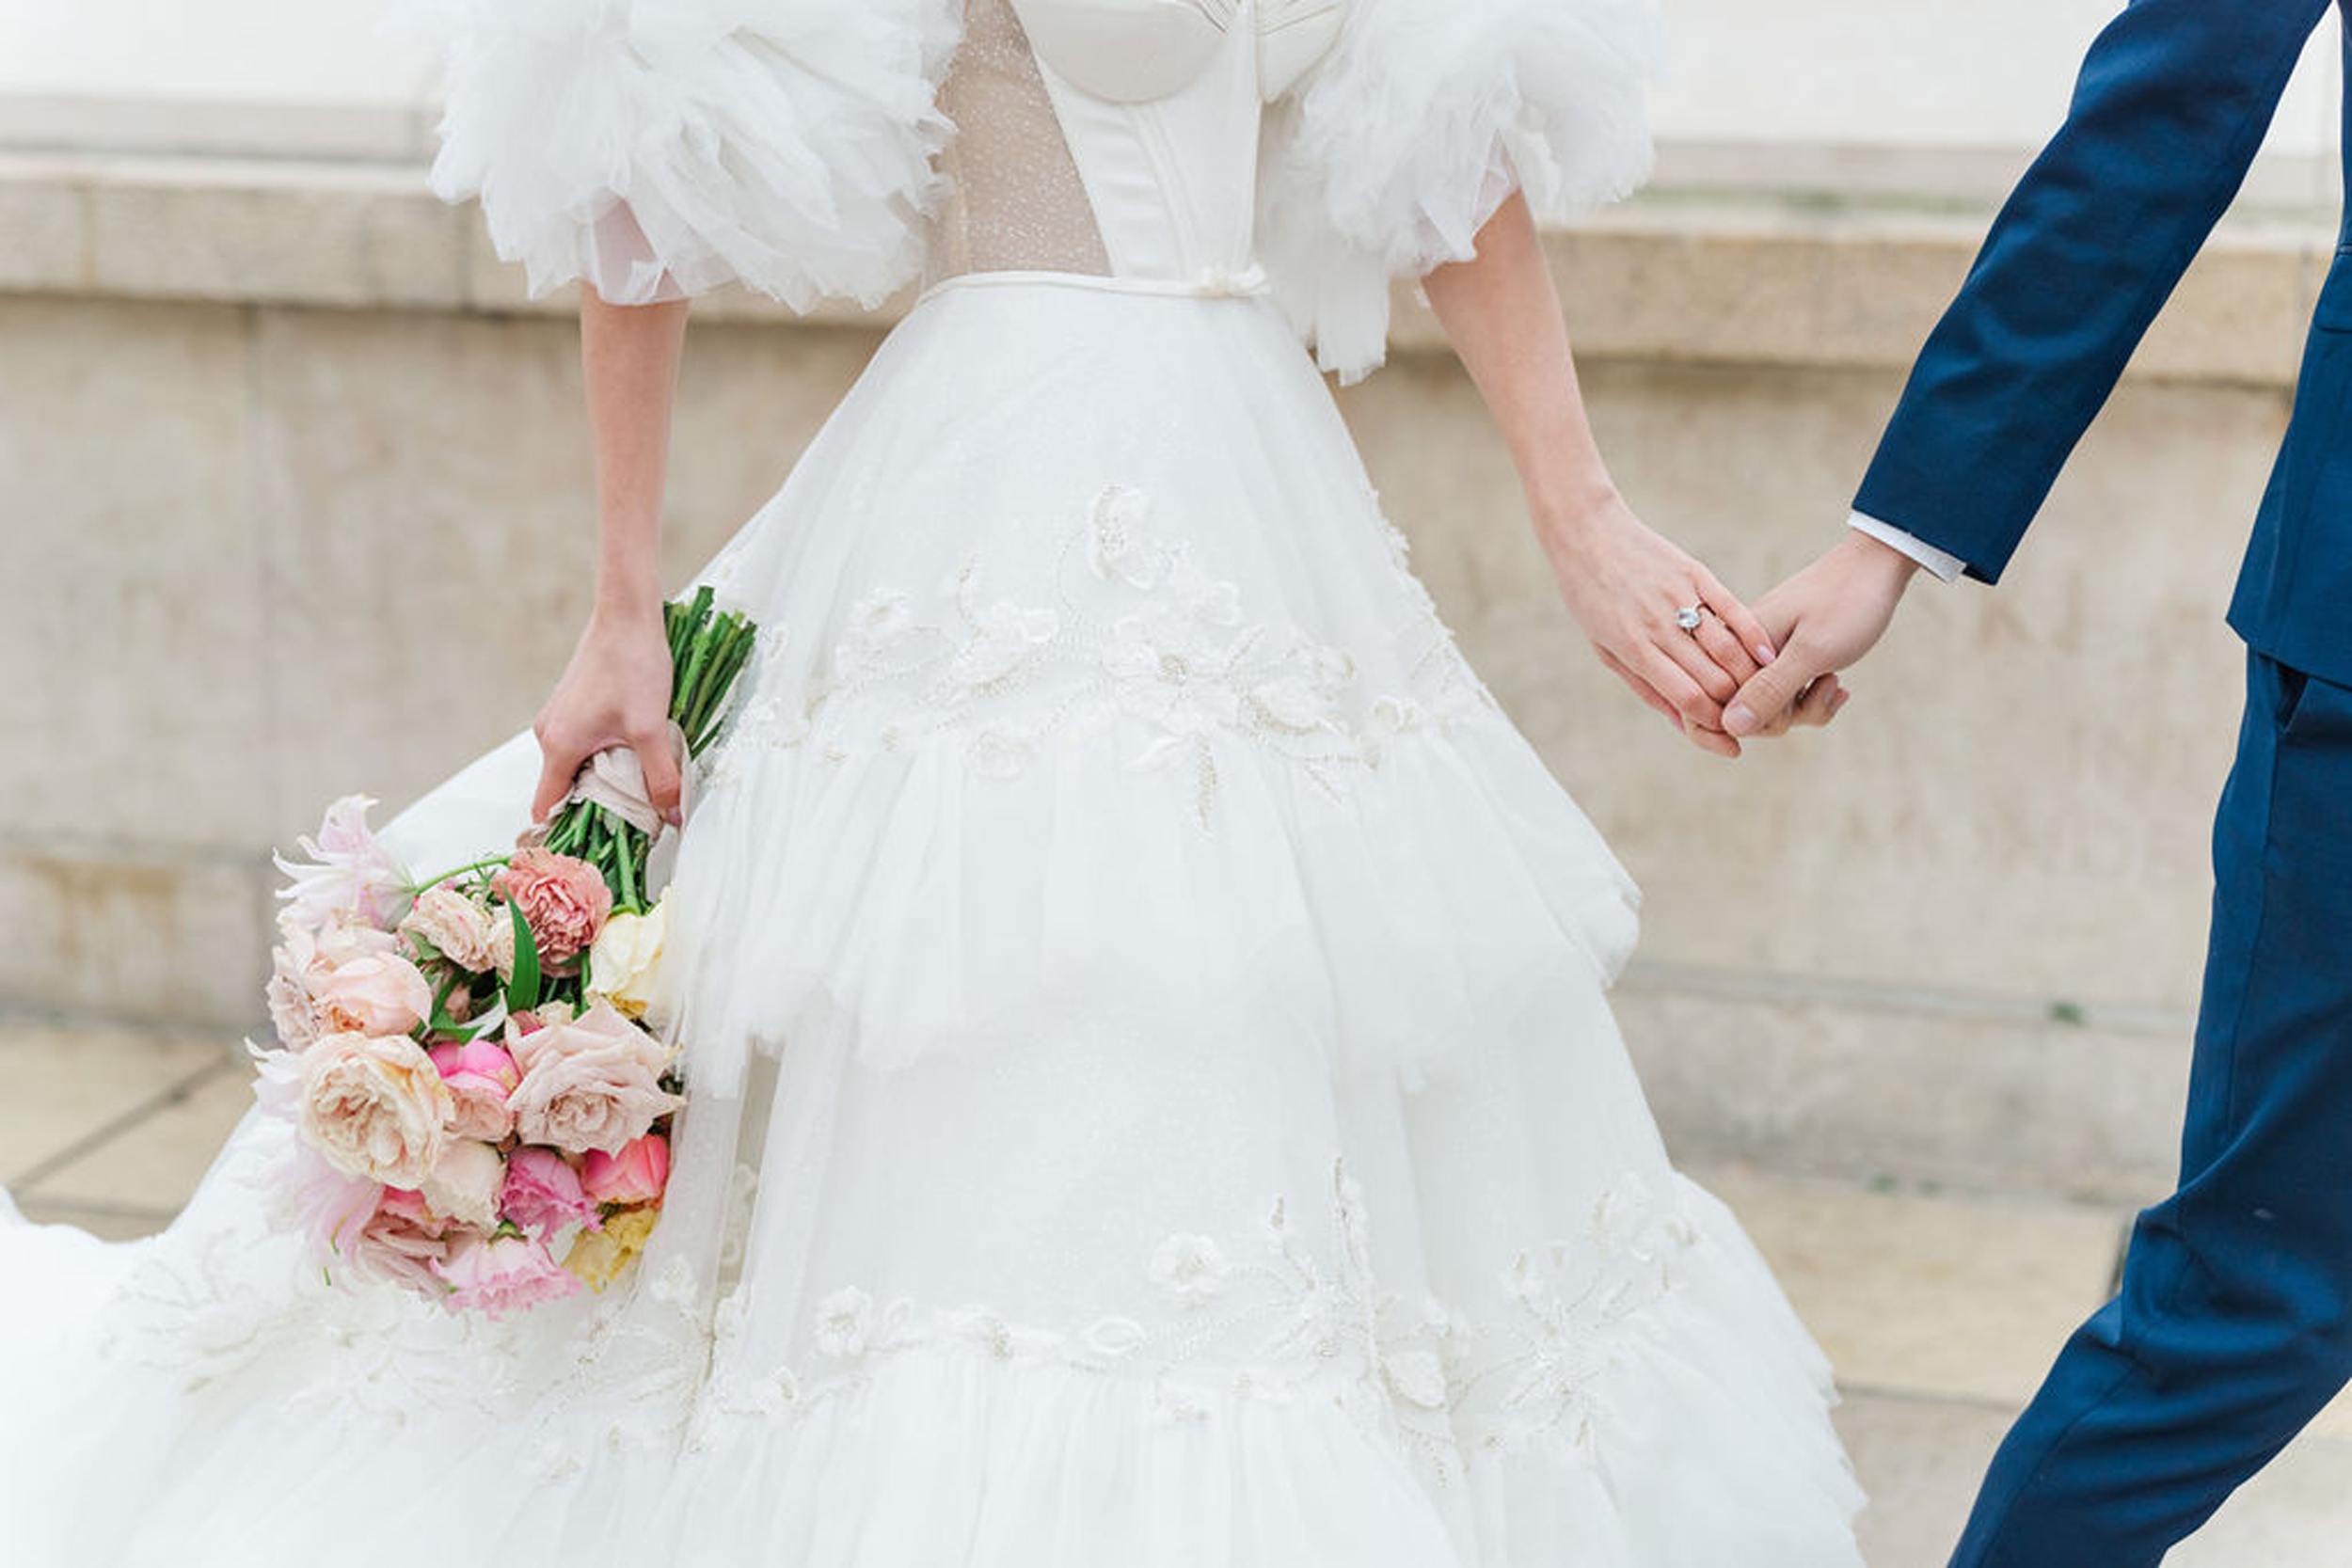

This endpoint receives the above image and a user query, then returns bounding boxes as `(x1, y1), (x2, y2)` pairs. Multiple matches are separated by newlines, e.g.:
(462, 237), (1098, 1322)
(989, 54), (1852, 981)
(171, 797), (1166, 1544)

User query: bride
(0, 0), (1863, 1561)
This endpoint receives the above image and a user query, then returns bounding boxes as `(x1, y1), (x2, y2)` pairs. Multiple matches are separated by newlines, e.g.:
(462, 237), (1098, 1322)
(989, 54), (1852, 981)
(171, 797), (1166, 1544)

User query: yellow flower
(561, 1204), (663, 1292)
(587, 901), (669, 1023)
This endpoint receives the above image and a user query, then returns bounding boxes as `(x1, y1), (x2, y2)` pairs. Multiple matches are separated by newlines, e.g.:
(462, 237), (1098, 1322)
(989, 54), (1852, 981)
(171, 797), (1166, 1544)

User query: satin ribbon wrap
(562, 721), (692, 896)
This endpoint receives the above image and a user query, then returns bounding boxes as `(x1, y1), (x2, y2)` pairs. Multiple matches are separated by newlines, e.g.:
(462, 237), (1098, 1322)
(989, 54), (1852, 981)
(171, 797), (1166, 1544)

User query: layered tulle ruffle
(383, 0), (962, 307)
(1259, 0), (1663, 379)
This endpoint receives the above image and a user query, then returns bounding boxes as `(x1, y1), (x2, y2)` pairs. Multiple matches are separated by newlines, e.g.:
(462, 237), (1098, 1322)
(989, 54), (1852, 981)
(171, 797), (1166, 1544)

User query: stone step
(8, 1020), (2350, 1562)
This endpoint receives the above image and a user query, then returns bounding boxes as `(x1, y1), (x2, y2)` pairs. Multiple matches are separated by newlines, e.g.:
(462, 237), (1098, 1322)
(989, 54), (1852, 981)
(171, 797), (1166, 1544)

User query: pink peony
(508, 1000), (682, 1156)
(398, 882), (501, 974)
(310, 952), (435, 1039)
(421, 1138), (505, 1230)
(491, 848), (612, 968)
(581, 1132), (671, 1208)
(348, 1190), (451, 1294)
(274, 795), (412, 935)
(501, 1146), (599, 1239)
(431, 1231), (580, 1317)
(297, 1031), (453, 1189)
(429, 1037), (521, 1143)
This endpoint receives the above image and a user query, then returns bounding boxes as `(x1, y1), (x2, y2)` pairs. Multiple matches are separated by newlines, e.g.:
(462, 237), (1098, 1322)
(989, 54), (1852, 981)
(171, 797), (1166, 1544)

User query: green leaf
(505, 899), (542, 1015)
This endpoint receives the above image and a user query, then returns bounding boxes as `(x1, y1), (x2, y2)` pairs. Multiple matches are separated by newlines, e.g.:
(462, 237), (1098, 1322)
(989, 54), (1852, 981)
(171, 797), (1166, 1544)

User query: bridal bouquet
(253, 589), (756, 1317)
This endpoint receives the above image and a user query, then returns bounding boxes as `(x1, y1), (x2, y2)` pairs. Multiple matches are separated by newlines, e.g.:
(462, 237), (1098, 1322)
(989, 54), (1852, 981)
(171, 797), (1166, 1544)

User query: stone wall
(2, 152), (2325, 1201)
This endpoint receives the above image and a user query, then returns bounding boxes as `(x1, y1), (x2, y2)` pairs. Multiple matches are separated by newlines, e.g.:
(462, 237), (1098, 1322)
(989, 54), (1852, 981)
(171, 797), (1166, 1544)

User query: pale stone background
(6, 4), (2352, 1560)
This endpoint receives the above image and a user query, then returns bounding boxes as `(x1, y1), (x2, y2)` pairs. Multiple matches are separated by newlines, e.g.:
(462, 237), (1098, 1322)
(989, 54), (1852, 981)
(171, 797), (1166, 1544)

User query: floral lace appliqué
(704, 484), (1493, 828)
(691, 1160), (1702, 1486)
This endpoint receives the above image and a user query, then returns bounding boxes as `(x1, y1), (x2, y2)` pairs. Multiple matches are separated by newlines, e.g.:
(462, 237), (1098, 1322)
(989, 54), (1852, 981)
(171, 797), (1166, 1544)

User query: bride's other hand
(530, 606), (681, 824)
(1537, 488), (1780, 755)
(1421, 192), (1782, 759)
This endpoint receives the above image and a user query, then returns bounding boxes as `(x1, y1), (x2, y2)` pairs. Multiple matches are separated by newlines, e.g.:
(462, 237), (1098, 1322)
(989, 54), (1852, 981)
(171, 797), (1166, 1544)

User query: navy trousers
(1951, 652), (2352, 1565)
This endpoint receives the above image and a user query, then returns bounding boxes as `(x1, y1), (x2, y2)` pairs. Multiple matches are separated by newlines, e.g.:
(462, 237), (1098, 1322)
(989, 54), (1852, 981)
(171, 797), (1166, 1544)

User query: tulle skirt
(0, 275), (1863, 1565)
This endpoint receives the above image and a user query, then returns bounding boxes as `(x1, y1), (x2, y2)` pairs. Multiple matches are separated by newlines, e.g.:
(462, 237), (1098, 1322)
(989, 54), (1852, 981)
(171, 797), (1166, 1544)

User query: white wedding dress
(0, 1), (1866, 1562)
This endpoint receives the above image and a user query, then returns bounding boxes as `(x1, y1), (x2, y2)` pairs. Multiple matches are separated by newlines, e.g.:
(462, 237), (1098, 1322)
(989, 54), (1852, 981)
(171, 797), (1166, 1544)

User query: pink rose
(421, 1138), (505, 1230)
(311, 952), (435, 1039)
(501, 1146), (599, 1239)
(492, 848), (612, 968)
(509, 1000), (682, 1156)
(398, 883), (501, 974)
(349, 1190), (450, 1294)
(297, 1031), (453, 1188)
(581, 1133), (671, 1208)
(430, 1231), (580, 1318)
(273, 795), (412, 935)
(429, 1037), (520, 1143)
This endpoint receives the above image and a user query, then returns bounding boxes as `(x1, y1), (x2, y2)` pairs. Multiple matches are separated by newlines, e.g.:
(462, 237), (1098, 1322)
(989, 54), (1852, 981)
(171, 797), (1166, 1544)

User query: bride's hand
(530, 605), (680, 824)
(1539, 489), (1787, 759)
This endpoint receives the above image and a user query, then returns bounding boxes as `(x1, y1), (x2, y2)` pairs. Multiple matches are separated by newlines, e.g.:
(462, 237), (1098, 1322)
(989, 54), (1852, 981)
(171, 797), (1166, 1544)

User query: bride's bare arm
(529, 287), (693, 822)
(1422, 192), (1839, 754)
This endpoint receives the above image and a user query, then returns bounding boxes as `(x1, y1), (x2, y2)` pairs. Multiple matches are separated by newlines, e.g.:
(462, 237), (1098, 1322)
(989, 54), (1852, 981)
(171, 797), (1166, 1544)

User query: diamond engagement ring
(1674, 604), (1708, 633)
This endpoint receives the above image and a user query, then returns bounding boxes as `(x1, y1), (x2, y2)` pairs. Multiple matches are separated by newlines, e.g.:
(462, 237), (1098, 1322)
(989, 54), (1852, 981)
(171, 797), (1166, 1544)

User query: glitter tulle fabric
(0, 3), (1865, 1563)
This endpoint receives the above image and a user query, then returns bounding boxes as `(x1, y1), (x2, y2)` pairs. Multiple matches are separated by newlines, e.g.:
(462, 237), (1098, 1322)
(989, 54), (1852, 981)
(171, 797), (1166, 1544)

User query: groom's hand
(1724, 533), (1921, 738)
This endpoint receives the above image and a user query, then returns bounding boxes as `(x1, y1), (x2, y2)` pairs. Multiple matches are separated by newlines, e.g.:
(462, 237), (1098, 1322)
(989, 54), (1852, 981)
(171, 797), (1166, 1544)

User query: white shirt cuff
(1848, 512), (1965, 583)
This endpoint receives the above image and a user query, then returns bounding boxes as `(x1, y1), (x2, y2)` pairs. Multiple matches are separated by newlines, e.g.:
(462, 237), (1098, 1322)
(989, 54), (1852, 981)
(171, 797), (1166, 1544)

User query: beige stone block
(87, 161), (466, 309)
(0, 1021), (230, 1181)
(24, 1059), (249, 1212)
(0, 296), (272, 850)
(1620, 983), (2191, 1202)
(0, 849), (270, 1028)
(245, 308), (877, 841)
(0, 162), (88, 289)
(1703, 1166), (2126, 1405)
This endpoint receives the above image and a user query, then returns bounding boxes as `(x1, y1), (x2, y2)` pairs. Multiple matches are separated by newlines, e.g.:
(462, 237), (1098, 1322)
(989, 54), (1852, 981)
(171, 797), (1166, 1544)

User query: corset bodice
(927, 0), (1347, 291)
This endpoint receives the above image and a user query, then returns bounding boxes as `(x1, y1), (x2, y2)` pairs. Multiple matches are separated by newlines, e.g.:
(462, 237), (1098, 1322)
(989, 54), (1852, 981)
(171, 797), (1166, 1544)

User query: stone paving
(7, 1017), (2350, 1565)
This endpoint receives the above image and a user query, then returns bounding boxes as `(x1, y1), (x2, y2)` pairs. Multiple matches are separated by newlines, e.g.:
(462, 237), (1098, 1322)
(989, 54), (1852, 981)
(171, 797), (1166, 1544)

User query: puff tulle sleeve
(384, 0), (962, 309)
(1258, 0), (1661, 381)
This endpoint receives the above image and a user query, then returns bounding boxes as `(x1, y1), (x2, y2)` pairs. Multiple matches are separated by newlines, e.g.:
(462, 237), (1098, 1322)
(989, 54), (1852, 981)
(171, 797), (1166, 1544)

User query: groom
(1721, 1), (2352, 1563)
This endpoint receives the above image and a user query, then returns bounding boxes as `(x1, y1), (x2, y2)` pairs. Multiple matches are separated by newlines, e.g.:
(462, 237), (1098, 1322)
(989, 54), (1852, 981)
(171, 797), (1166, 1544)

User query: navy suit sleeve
(1853, 0), (2333, 582)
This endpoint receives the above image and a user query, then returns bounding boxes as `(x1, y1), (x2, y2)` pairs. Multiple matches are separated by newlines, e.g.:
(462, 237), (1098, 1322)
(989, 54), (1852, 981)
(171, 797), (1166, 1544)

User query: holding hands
(1721, 532), (1922, 743)
(1543, 495), (1847, 756)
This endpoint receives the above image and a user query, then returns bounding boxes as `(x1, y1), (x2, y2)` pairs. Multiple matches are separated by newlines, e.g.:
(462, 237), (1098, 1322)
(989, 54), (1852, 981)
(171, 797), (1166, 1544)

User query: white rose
(587, 902), (668, 1023)
(298, 1031), (453, 1189)
(421, 1138), (506, 1231)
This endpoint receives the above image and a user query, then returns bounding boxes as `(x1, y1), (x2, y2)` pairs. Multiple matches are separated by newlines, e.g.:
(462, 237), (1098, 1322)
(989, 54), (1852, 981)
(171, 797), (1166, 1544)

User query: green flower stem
(409, 856), (510, 895)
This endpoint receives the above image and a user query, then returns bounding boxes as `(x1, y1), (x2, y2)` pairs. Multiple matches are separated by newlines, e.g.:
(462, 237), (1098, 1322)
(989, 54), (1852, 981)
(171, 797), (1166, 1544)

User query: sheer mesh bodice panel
(924, 0), (1114, 285)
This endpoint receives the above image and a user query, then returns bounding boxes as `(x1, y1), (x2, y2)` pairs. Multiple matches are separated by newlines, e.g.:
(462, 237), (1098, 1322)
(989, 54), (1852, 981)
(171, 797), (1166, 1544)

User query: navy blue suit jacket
(1853, 0), (2352, 689)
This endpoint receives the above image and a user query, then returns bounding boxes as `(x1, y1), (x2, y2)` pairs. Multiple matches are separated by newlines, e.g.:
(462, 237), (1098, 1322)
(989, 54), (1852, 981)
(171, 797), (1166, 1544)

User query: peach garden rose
(310, 951), (436, 1039)
(298, 1031), (454, 1190)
